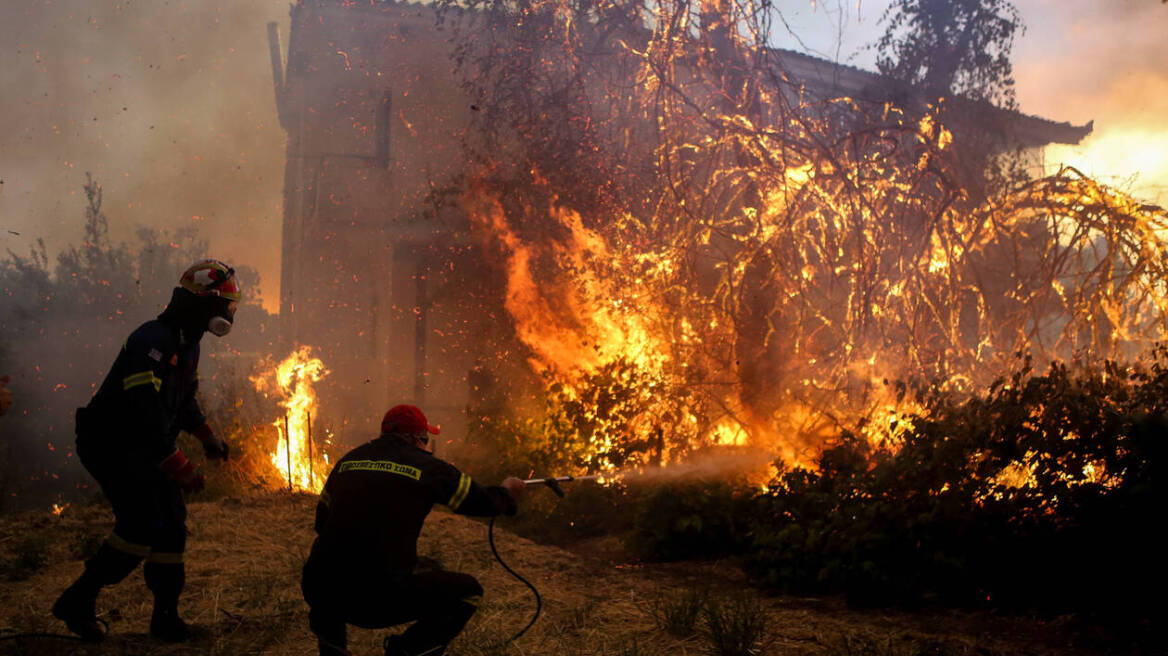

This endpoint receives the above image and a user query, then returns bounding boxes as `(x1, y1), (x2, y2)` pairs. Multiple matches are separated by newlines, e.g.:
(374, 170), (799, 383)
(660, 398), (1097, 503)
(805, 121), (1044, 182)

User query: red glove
(160, 448), (205, 493)
(193, 423), (230, 461)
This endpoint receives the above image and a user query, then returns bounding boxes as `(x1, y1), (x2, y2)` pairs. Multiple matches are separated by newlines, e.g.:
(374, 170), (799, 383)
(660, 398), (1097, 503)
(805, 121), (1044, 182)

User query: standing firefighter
(52, 259), (240, 643)
(302, 404), (526, 656)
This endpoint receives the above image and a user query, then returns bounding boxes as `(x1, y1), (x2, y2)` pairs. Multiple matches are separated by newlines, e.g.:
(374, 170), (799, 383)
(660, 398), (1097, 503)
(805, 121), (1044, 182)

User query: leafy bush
(701, 592), (767, 656)
(624, 353), (1168, 615)
(651, 586), (706, 637)
(625, 479), (755, 561)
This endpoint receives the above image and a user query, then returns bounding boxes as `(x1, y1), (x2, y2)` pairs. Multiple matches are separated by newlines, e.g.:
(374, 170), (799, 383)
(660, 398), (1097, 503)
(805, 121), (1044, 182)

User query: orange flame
(253, 346), (330, 492)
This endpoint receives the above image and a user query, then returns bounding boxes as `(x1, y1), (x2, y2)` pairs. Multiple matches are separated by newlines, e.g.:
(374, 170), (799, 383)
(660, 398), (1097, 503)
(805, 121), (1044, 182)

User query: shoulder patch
(148, 348), (164, 362)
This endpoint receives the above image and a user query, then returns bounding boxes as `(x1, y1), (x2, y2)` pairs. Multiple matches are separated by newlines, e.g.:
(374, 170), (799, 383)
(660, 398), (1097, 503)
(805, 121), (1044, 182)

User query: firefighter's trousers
(302, 557), (483, 656)
(68, 436), (188, 612)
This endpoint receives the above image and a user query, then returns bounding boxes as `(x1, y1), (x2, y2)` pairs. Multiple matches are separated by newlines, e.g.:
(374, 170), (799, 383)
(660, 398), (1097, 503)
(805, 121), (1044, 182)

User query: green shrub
(652, 587), (706, 637)
(701, 592), (767, 656)
(625, 479), (755, 561)
(612, 352), (1168, 617)
(742, 354), (1168, 612)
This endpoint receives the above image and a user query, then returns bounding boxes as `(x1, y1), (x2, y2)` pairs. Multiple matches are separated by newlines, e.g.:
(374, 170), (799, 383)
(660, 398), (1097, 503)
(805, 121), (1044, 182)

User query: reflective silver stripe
(447, 473), (472, 510)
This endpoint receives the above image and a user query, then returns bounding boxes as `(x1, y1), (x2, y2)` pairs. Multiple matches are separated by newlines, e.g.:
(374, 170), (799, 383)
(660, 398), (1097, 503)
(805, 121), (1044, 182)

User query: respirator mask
(203, 266), (238, 337)
(208, 314), (232, 337)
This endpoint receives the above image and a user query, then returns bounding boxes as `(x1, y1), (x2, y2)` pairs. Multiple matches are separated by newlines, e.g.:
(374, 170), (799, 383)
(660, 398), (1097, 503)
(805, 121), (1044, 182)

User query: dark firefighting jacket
(310, 434), (517, 577)
(77, 318), (205, 466)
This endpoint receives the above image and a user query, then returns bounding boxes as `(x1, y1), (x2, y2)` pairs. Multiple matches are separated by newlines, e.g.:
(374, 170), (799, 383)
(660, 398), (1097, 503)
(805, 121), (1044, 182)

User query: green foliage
(483, 479), (643, 554)
(623, 352), (1168, 615)
(626, 479), (755, 561)
(746, 353), (1168, 611)
(651, 587), (706, 637)
(701, 592), (767, 656)
(876, 0), (1023, 108)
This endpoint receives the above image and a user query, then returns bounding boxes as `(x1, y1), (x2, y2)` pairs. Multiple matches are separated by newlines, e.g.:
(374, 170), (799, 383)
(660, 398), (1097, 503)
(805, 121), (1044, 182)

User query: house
(265, 0), (1091, 440)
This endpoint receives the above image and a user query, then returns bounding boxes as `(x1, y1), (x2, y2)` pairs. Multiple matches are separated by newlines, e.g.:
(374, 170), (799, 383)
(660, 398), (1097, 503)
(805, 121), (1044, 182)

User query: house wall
(275, 0), (485, 442)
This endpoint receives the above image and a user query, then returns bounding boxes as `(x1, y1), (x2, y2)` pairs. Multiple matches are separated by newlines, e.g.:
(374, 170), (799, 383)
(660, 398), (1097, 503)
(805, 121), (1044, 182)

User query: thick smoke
(1, 1), (292, 511)
(1012, 0), (1168, 203)
(1, 0), (289, 310)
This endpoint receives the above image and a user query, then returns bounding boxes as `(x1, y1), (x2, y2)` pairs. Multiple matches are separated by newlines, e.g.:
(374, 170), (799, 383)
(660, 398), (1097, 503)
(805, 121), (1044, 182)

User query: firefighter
(51, 259), (240, 643)
(301, 404), (526, 656)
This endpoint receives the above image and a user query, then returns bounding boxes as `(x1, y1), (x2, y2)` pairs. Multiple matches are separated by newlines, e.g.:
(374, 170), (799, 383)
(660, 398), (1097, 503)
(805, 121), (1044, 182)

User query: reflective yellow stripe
(336, 459), (422, 480)
(147, 551), (184, 564)
(106, 532), (151, 557)
(461, 594), (483, 608)
(447, 473), (472, 510)
(123, 370), (162, 392)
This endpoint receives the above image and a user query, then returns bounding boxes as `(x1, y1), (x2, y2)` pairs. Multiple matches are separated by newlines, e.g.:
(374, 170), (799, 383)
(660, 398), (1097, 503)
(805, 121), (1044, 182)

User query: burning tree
(436, 0), (1168, 474)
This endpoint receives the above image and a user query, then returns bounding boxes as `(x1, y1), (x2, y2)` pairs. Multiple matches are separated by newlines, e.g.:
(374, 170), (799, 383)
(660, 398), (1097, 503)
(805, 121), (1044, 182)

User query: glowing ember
(253, 346), (330, 493)
(50, 502), (69, 516)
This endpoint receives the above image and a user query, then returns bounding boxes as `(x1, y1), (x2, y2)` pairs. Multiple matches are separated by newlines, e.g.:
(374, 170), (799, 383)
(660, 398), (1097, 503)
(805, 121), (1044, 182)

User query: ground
(0, 493), (1125, 655)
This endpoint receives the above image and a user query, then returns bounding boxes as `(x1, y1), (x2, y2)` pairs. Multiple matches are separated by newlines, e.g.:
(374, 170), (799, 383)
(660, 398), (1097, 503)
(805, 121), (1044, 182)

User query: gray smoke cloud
(0, 1), (291, 511)
(1, 0), (290, 310)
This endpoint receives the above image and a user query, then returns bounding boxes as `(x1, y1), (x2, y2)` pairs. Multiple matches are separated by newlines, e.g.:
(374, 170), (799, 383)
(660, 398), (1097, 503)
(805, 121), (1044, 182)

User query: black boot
(309, 605), (348, 656)
(145, 560), (191, 642)
(149, 606), (191, 642)
(52, 541), (141, 642)
(51, 580), (106, 642)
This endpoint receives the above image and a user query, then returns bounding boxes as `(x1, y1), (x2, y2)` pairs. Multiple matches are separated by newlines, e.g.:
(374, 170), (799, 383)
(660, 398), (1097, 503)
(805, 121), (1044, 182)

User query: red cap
(381, 404), (440, 436)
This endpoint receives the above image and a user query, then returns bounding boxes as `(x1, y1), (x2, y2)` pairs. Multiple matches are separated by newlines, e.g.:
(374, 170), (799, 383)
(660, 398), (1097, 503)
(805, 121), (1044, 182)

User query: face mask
(208, 315), (233, 337)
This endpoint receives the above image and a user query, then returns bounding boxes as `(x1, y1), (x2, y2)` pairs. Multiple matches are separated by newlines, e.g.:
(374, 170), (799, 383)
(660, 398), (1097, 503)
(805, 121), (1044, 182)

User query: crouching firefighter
(302, 404), (526, 656)
(52, 259), (240, 643)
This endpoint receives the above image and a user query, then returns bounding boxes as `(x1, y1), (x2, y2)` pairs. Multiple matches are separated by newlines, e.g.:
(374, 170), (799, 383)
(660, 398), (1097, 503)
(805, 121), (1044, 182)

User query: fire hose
(489, 475), (599, 647)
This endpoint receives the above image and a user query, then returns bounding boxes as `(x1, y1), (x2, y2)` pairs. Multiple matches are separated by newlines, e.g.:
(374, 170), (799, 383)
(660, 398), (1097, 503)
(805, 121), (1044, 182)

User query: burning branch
(443, 0), (1168, 474)
(252, 346), (331, 492)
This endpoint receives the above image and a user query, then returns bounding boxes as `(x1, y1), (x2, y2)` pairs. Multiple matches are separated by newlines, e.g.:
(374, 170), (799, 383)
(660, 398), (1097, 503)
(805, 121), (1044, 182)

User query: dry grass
(0, 492), (1109, 655)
